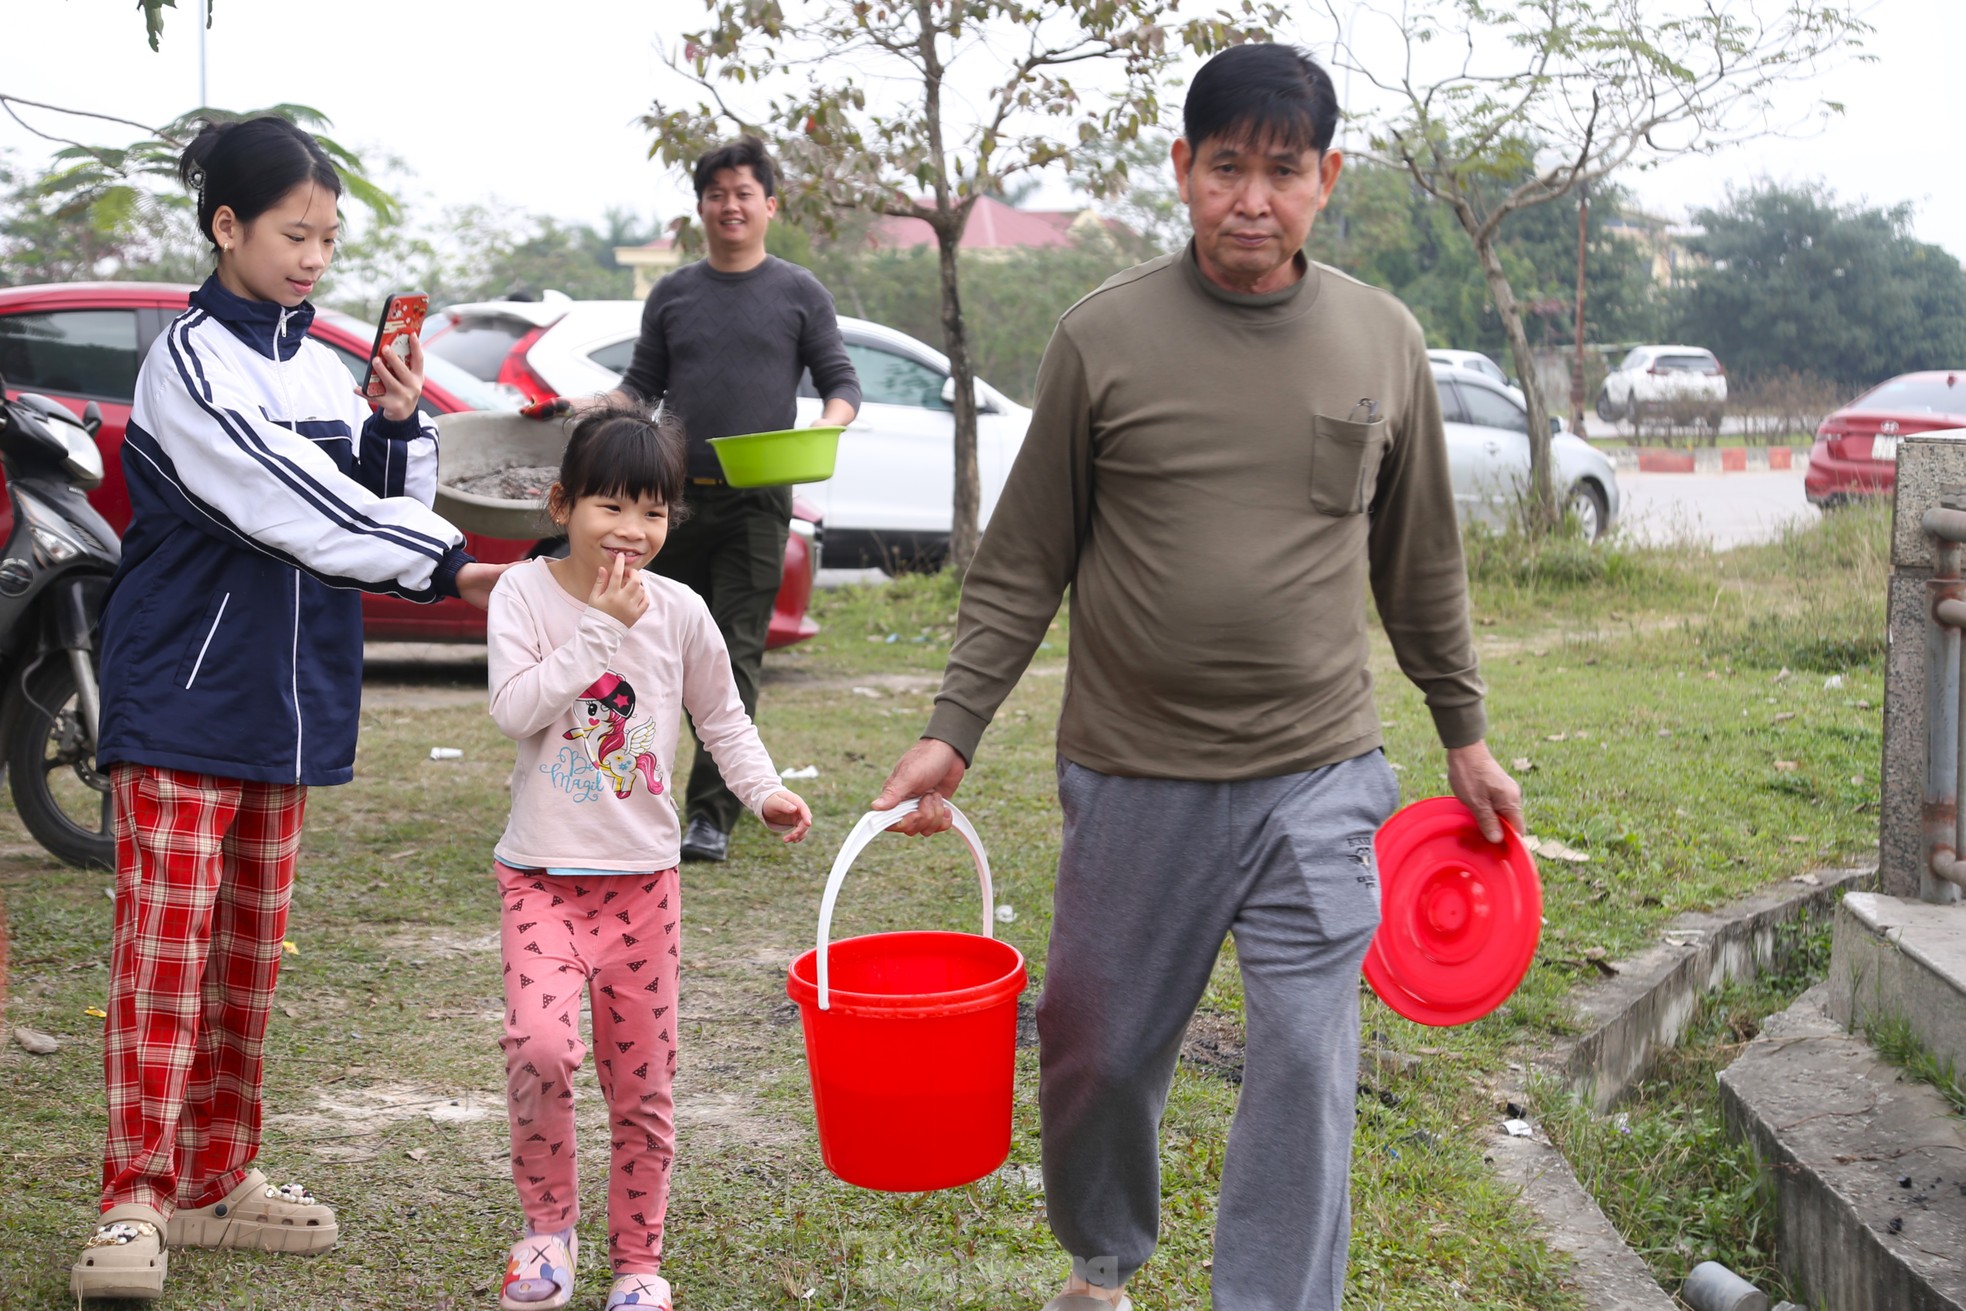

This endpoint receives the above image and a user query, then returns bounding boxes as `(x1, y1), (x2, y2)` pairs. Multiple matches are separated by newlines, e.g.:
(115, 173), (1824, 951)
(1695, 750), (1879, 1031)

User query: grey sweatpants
(1037, 750), (1398, 1310)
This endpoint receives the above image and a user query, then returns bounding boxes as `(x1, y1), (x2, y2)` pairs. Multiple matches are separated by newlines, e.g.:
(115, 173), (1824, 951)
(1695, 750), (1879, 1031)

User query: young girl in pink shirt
(484, 409), (811, 1311)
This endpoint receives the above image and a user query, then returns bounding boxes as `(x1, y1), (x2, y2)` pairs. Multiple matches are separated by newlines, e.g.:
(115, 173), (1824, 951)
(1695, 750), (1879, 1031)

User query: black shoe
(679, 817), (729, 863)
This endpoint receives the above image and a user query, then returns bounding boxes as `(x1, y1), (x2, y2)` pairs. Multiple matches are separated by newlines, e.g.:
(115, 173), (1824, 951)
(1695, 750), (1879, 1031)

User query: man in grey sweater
(873, 44), (1522, 1311)
(544, 137), (860, 861)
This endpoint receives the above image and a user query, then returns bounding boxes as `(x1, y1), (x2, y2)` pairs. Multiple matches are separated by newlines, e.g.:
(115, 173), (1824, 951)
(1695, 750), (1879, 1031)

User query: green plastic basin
(709, 426), (843, 487)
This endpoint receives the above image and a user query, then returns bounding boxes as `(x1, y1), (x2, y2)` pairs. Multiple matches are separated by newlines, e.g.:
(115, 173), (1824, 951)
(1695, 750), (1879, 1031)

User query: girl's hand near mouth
(589, 551), (650, 628)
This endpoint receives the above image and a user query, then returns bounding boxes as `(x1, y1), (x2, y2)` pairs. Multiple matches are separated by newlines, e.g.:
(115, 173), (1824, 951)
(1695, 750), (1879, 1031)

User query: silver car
(1433, 363), (1620, 540)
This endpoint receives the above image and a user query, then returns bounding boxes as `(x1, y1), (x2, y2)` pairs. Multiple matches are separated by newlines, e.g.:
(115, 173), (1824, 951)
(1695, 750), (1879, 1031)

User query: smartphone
(361, 293), (429, 400)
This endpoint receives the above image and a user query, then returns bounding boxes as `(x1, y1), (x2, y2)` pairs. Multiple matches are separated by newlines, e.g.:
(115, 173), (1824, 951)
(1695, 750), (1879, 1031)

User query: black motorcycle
(0, 379), (120, 868)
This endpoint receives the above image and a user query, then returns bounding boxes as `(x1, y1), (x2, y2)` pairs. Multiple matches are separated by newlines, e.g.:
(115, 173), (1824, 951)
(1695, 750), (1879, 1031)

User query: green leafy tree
(797, 238), (1148, 404)
(1328, 0), (1868, 529)
(1672, 183), (1966, 392)
(0, 96), (399, 268)
(1072, 132), (1190, 256)
(644, 0), (1282, 573)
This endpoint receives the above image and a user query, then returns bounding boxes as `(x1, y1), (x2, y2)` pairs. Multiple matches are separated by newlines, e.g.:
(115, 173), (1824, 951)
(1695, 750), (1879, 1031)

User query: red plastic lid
(1363, 797), (1542, 1027)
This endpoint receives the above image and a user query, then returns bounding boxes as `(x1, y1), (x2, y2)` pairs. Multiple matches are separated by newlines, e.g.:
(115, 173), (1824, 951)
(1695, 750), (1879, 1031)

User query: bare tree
(1327, 0), (1869, 530)
(644, 0), (1279, 572)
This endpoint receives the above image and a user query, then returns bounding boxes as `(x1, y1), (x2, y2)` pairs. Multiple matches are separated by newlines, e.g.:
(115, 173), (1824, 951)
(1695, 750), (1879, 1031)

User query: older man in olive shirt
(873, 45), (1522, 1311)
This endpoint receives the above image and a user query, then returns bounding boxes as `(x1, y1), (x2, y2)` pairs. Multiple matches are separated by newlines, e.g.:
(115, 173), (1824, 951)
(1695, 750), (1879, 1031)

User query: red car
(0, 283), (819, 646)
(1806, 371), (1966, 508)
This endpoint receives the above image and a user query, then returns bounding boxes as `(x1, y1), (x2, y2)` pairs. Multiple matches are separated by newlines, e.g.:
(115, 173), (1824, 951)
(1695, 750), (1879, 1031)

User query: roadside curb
(1595, 446), (1801, 474)
(1495, 867), (1872, 1309)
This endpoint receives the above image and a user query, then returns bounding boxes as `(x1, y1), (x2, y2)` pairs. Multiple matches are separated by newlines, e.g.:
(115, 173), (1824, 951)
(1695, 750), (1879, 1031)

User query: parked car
(1804, 371), (1966, 509)
(1434, 362), (1620, 540)
(1595, 344), (1727, 426)
(0, 283), (820, 646)
(1428, 349), (1510, 390)
(427, 297), (1032, 571)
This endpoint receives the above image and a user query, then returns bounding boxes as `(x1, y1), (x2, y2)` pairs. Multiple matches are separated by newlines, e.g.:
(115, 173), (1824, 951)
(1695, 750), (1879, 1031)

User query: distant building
(1601, 208), (1706, 288)
(865, 195), (1130, 256)
(613, 195), (1134, 298)
(614, 233), (686, 300)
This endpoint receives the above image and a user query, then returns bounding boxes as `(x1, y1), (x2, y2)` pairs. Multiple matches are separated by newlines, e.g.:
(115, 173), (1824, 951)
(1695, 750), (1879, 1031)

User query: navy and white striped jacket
(98, 277), (471, 786)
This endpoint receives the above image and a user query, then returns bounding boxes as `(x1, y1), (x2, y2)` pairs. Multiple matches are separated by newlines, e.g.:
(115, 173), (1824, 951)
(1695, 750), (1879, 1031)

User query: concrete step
(1827, 891), (1966, 1074)
(1717, 983), (1966, 1311)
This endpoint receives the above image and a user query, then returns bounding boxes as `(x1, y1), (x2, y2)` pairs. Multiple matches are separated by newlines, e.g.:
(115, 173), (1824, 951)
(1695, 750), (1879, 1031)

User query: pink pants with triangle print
(496, 862), (682, 1275)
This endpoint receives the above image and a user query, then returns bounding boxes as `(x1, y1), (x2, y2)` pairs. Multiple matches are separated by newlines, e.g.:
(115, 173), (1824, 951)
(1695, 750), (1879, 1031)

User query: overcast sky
(3, 0), (1953, 261)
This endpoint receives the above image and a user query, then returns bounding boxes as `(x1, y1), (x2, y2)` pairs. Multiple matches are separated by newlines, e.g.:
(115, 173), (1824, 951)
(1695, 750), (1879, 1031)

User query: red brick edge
(1633, 447), (1794, 473)
(1637, 449), (1696, 472)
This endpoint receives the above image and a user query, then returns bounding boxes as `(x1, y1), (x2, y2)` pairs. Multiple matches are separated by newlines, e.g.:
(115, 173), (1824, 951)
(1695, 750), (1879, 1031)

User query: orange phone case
(362, 293), (429, 400)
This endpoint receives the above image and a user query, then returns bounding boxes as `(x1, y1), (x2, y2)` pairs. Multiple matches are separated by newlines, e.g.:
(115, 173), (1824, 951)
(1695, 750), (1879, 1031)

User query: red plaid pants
(100, 764), (307, 1215)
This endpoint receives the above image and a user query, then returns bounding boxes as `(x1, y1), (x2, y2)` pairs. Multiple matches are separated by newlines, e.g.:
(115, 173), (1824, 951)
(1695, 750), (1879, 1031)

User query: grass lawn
(0, 503), (1888, 1309)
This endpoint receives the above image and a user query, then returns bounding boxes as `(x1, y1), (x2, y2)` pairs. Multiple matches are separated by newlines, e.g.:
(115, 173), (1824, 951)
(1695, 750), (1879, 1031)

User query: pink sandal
(500, 1233), (576, 1311)
(606, 1273), (672, 1309)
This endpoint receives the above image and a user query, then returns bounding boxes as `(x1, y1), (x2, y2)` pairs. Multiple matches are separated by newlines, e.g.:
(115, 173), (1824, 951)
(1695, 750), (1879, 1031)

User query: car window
(847, 342), (950, 410)
(1477, 357), (1508, 385)
(588, 339), (636, 376)
(1655, 353), (1720, 374)
(424, 317), (531, 381)
(1617, 349), (1647, 371)
(1433, 379), (1470, 425)
(0, 309), (141, 402)
(320, 341), (511, 414)
(1458, 382), (1530, 434)
(1855, 376), (1966, 415)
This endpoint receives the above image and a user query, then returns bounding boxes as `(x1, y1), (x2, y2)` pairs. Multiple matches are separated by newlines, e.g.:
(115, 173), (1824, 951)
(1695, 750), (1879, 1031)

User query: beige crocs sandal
(166, 1169), (338, 1253)
(1041, 1295), (1132, 1311)
(70, 1203), (168, 1301)
(606, 1272), (672, 1309)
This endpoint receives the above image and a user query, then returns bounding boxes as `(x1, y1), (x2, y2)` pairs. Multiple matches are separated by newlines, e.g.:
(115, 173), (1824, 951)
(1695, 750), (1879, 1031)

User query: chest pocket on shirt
(1310, 414), (1389, 516)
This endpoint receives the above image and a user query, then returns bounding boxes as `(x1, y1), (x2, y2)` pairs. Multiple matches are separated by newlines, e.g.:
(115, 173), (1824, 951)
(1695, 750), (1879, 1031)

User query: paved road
(1613, 466), (1818, 550)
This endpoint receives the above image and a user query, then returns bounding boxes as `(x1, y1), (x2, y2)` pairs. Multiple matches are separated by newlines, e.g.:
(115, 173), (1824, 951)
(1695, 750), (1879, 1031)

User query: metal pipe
(1924, 505), (1966, 544)
(1923, 534), (1966, 903)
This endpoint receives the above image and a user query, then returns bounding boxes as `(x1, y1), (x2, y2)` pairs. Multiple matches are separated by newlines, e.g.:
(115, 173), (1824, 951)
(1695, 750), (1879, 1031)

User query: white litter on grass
(780, 765), (820, 779)
(13, 1027), (59, 1055)
(1503, 1119), (1533, 1137)
(994, 904), (1017, 924)
(428, 747), (463, 761)
(1824, 674), (1845, 690)
(851, 686), (883, 698)
(1525, 835), (1590, 863)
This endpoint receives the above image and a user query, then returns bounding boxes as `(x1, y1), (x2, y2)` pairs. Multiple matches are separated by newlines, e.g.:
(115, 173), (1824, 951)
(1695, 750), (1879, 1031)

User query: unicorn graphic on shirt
(564, 671), (664, 800)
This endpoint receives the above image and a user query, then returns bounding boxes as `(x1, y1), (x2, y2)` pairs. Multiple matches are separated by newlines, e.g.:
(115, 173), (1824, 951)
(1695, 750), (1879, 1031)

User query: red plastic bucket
(786, 799), (1027, 1192)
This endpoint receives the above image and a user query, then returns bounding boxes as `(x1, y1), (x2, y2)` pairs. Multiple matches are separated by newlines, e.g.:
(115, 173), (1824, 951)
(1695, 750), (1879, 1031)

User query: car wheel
(1595, 388), (1616, 423)
(1566, 481), (1608, 542)
(1707, 410), (1725, 431)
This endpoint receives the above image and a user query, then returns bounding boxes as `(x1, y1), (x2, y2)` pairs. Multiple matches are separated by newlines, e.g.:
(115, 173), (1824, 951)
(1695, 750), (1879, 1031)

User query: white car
(425, 296), (1031, 572)
(1596, 344), (1727, 426)
(1434, 363), (1620, 540)
(1428, 349), (1510, 390)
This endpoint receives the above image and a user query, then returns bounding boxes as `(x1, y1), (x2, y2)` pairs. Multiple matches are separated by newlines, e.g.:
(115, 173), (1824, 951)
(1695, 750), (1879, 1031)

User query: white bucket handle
(816, 796), (994, 1011)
